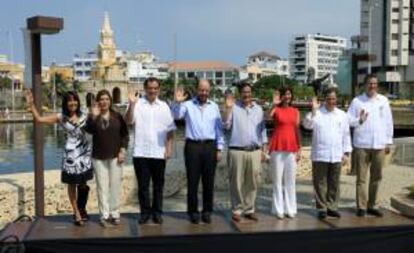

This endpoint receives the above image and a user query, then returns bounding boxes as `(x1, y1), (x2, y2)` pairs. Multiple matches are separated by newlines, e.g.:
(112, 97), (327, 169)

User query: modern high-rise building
(359, 0), (414, 97)
(289, 34), (347, 83)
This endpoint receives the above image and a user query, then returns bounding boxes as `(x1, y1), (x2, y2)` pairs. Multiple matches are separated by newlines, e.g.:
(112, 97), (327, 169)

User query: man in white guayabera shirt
(125, 77), (176, 225)
(347, 74), (393, 218)
(303, 88), (352, 220)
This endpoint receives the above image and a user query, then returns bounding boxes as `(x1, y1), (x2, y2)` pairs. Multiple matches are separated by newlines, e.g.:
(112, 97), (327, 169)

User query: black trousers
(184, 140), (217, 214)
(133, 157), (166, 215)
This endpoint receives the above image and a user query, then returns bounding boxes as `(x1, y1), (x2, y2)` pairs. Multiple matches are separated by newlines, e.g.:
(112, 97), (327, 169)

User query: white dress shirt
(132, 97), (176, 159)
(347, 93), (393, 149)
(304, 106), (352, 163)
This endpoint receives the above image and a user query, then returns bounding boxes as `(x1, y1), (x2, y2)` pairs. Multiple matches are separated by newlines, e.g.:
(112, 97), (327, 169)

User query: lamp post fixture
(26, 16), (63, 217)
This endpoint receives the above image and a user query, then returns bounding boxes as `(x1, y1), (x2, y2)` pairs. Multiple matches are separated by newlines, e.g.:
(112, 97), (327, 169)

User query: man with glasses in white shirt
(347, 74), (393, 217)
(125, 77), (176, 225)
(304, 88), (352, 220)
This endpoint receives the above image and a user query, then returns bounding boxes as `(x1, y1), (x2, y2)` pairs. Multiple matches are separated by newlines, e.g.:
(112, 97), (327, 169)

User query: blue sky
(0, 0), (359, 65)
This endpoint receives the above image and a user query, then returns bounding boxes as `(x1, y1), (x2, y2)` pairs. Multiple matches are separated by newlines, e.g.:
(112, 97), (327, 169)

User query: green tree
(0, 76), (12, 90)
(253, 75), (303, 101)
(159, 78), (198, 101)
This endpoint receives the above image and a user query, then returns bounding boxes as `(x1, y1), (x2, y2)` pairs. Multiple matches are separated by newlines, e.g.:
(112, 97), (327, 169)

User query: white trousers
(92, 158), (123, 220)
(270, 151), (297, 216)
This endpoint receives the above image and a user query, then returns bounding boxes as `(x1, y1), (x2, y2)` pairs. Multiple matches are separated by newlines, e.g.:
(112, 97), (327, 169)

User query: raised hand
(312, 97), (320, 111)
(128, 90), (137, 104)
(91, 102), (100, 117)
(174, 87), (188, 103)
(224, 93), (235, 109)
(359, 109), (368, 124)
(273, 90), (281, 106)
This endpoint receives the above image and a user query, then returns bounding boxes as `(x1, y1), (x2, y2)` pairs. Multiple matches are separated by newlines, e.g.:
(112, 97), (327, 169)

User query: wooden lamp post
(26, 16), (63, 217)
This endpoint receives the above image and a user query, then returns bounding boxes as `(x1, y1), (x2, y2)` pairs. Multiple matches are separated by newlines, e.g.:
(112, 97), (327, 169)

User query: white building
(243, 51), (290, 83)
(359, 0), (414, 96)
(289, 34), (347, 83)
(73, 51), (98, 82)
(126, 52), (170, 82)
(169, 61), (239, 91)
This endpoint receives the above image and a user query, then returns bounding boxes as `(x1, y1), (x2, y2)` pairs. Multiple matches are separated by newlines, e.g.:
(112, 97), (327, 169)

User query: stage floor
(1, 209), (414, 253)
(2, 208), (414, 241)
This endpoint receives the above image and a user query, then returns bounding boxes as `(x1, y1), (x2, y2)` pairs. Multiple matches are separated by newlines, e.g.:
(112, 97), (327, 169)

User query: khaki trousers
(354, 148), (385, 209)
(228, 149), (261, 215)
(312, 162), (341, 211)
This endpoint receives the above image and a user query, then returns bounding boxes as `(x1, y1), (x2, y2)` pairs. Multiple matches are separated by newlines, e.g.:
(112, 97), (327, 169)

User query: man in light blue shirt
(171, 79), (224, 224)
(223, 82), (268, 222)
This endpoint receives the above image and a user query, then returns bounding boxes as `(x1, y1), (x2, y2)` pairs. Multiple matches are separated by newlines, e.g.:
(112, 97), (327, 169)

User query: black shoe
(201, 212), (211, 224)
(139, 213), (151, 224)
(318, 211), (327, 220)
(152, 213), (163, 224)
(367, 208), (383, 217)
(327, 209), (341, 218)
(356, 209), (366, 217)
(189, 213), (200, 224)
(79, 208), (89, 221)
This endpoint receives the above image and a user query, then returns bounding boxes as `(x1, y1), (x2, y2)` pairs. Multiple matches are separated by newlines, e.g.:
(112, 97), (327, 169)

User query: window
(187, 72), (195, 78)
(391, 50), (399, 56)
(196, 72), (204, 78)
(215, 71), (223, 78)
(206, 71), (214, 78)
(392, 33), (399, 40)
(225, 71), (233, 78)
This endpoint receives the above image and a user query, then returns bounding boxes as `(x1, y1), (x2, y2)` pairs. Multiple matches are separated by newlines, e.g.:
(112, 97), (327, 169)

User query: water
(0, 122), (313, 174)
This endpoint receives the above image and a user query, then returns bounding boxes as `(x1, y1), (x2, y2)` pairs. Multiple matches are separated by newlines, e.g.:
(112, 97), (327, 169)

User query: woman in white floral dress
(25, 90), (93, 226)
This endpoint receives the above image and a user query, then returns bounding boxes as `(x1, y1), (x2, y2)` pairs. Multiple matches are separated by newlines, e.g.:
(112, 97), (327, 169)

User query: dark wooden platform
(2, 209), (414, 241)
(1, 209), (414, 253)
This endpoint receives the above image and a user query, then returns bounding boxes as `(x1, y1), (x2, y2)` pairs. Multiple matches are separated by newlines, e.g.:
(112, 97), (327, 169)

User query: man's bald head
(197, 79), (211, 104)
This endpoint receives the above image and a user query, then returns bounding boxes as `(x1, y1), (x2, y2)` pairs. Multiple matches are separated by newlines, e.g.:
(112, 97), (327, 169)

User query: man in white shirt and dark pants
(125, 77), (176, 224)
(304, 88), (352, 219)
(347, 74), (393, 217)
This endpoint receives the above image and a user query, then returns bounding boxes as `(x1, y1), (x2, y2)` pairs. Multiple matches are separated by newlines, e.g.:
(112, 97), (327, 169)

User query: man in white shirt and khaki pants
(347, 74), (394, 218)
(304, 88), (352, 219)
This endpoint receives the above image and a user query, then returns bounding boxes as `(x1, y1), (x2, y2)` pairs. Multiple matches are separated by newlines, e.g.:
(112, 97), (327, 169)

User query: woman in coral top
(268, 87), (301, 219)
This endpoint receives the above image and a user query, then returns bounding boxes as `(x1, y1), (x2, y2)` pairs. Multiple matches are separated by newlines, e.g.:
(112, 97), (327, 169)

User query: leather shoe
(152, 213), (163, 224)
(189, 213), (200, 224)
(356, 209), (366, 217)
(244, 213), (259, 221)
(327, 209), (341, 218)
(318, 211), (327, 220)
(139, 213), (151, 224)
(201, 212), (212, 224)
(231, 213), (242, 222)
(367, 208), (383, 217)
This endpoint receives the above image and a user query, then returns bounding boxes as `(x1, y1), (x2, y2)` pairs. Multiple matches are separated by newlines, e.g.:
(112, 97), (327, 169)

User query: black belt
(229, 146), (261, 152)
(186, 139), (215, 144)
